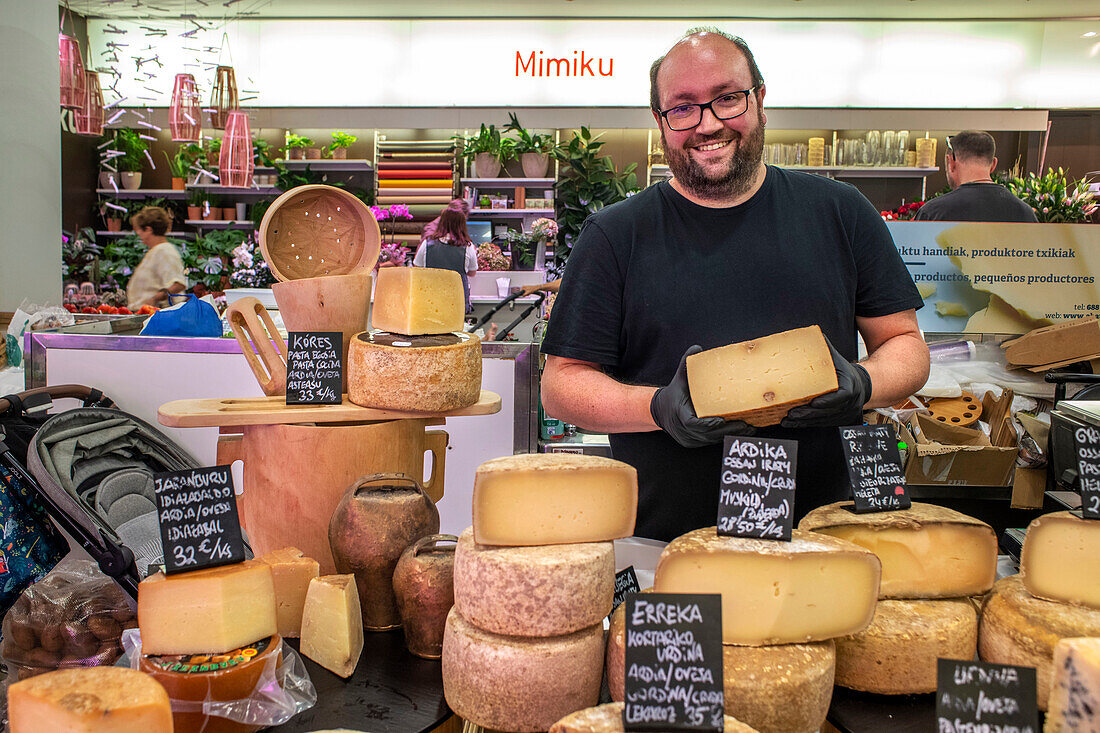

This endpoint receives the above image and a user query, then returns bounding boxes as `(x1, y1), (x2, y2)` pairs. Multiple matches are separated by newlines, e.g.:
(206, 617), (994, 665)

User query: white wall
(0, 0), (61, 311)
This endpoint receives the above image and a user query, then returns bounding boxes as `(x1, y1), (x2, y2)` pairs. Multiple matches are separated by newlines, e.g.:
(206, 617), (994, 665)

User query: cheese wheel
(799, 501), (997, 599)
(835, 598), (977, 694)
(550, 702), (758, 733)
(347, 330), (481, 412)
(442, 608), (604, 732)
(1021, 511), (1100, 609)
(8, 666), (173, 733)
(138, 634), (283, 733)
(980, 575), (1100, 710)
(453, 527), (614, 637)
(606, 601), (835, 733)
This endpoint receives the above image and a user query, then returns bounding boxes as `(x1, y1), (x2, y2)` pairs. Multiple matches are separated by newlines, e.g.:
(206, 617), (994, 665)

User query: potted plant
(455, 124), (515, 178)
(1000, 167), (1098, 223)
(203, 136), (221, 168)
(114, 128), (148, 190)
(186, 188), (205, 221)
(285, 133), (312, 161)
(203, 194), (221, 221)
(99, 199), (125, 232)
(504, 113), (556, 178)
(164, 143), (202, 190)
(252, 138), (278, 185)
(328, 131), (357, 160)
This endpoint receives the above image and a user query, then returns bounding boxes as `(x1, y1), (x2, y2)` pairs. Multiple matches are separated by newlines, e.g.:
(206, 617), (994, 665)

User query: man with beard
(539, 29), (929, 541)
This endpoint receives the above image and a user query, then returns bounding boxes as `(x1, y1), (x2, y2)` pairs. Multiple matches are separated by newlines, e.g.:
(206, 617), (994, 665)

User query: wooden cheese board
(158, 390), (501, 427)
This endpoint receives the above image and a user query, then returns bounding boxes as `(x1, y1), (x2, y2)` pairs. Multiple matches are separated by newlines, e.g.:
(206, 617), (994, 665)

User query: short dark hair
(949, 130), (996, 164)
(130, 206), (171, 236)
(649, 27), (765, 113)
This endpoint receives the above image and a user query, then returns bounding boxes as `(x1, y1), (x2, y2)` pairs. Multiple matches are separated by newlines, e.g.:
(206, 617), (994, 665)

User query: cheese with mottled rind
(1021, 511), (1100, 610)
(8, 667), (173, 733)
(300, 575), (363, 678)
(1045, 637), (1100, 733)
(453, 527), (613, 636)
(979, 575), (1100, 710)
(799, 501), (997, 599)
(348, 330), (482, 412)
(686, 325), (838, 426)
(472, 454), (637, 546)
(138, 560), (278, 655)
(654, 527), (880, 645)
(442, 609), (604, 733)
(835, 598), (977, 694)
(549, 703), (758, 733)
(371, 266), (464, 335)
(259, 547), (320, 638)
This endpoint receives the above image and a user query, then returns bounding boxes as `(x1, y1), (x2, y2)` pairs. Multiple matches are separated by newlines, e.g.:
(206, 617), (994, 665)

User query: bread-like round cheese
(835, 598), (977, 694)
(606, 600), (835, 733)
(453, 527), (613, 637)
(550, 702), (758, 732)
(442, 609), (603, 732)
(980, 575), (1100, 710)
(347, 330), (481, 412)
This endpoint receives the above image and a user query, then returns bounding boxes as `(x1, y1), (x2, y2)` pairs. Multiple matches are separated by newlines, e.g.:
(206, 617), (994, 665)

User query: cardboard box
(898, 414), (1016, 487)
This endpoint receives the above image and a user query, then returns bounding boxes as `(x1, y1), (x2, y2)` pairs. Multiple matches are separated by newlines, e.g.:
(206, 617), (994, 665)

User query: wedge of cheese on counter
(979, 575), (1100, 710)
(1045, 637), (1100, 733)
(686, 325), (838, 426)
(371, 266), (464, 335)
(137, 559), (278, 655)
(654, 527), (880, 645)
(799, 501), (997, 598)
(259, 546), (320, 638)
(550, 703), (759, 733)
(1021, 511), (1100, 610)
(8, 667), (173, 733)
(300, 574), (363, 678)
(472, 454), (637, 546)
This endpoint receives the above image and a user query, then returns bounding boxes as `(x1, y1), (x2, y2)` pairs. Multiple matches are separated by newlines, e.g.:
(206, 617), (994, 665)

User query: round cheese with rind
(442, 608), (604, 732)
(347, 330), (481, 412)
(453, 527), (613, 637)
(979, 574), (1100, 710)
(8, 666), (173, 733)
(550, 702), (758, 732)
(835, 598), (977, 694)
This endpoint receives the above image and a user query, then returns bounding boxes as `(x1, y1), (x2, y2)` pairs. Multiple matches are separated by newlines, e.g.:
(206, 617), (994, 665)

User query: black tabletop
(827, 687), (935, 733)
(271, 631), (451, 732)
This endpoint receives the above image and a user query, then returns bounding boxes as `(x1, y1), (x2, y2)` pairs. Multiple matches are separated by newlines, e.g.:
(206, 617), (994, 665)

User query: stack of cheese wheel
(799, 502), (995, 696)
(549, 702), (759, 732)
(348, 267), (482, 412)
(605, 525), (880, 733)
(981, 511), (1100, 714)
(442, 454), (639, 732)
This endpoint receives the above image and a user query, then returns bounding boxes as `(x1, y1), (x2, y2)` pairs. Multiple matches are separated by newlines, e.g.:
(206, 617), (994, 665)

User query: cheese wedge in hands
(686, 325), (838, 426)
(300, 575), (363, 678)
(654, 527), (880, 645)
(1021, 511), (1100, 610)
(260, 546), (320, 638)
(799, 501), (997, 599)
(371, 266), (464, 336)
(472, 453), (637, 545)
(8, 667), (173, 733)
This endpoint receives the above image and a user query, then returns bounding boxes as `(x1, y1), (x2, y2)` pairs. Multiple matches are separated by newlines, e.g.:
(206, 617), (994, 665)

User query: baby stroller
(0, 385), (203, 600)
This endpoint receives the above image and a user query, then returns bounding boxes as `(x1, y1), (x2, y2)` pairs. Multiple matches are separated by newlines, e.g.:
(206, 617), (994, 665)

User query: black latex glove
(781, 336), (872, 429)
(651, 345), (755, 448)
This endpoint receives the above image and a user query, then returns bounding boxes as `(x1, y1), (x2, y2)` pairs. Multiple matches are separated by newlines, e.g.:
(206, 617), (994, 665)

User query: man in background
(914, 131), (1037, 222)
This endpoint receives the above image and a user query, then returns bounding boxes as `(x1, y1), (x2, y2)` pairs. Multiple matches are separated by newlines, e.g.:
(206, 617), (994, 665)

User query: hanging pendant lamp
(169, 73), (201, 142)
(59, 33), (86, 109)
(219, 110), (254, 188)
(74, 70), (104, 136)
(209, 66), (239, 130)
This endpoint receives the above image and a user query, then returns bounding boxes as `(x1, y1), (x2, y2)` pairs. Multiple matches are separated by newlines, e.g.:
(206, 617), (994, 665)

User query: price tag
(623, 593), (724, 731)
(717, 436), (796, 541)
(611, 566), (640, 615)
(936, 659), (1038, 733)
(153, 465), (246, 574)
(839, 425), (911, 513)
(1073, 425), (1100, 519)
(286, 331), (342, 405)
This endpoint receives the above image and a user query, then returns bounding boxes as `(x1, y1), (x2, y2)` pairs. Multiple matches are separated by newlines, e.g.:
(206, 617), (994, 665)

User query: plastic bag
(1, 556), (136, 682)
(140, 295), (222, 337)
(121, 628), (317, 730)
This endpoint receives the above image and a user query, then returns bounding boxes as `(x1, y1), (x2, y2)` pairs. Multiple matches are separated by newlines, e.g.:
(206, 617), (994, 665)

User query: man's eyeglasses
(658, 87), (759, 132)
(946, 135), (954, 159)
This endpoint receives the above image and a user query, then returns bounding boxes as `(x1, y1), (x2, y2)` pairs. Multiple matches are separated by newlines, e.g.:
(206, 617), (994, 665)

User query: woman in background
(413, 208), (478, 313)
(127, 206), (187, 308)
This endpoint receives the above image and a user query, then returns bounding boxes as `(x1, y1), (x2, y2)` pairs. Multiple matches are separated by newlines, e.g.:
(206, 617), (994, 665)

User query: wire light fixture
(74, 70), (104, 136)
(59, 32), (86, 109)
(219, 110), (254, 187)
(169, 73), (202, 142)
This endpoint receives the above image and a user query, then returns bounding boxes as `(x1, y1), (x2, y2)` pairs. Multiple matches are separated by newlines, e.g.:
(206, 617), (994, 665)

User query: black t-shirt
(542, 167), (924, 541)
(913, 182), (1038, 222)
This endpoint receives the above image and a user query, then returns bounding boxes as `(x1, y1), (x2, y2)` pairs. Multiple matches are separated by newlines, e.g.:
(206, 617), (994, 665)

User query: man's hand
(651, 345), (754, 448)
(781, 336), (872, 429)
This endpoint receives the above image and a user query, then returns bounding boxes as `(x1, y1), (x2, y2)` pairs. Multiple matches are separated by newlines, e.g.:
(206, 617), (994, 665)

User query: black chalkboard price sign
(839, 425), (911, 513)
(717, 436), (797, 541)
(622, 593), (725, 731)
(286, 331), (342, 405)
(1073, 424), (1100, 519)
(611, 566), (641, 615)
(936, 659), (1038, 733)
(153, 465), (246, 575)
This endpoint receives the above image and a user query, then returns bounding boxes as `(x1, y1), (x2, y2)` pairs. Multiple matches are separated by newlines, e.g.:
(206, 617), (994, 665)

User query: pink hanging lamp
(74, 70), (104, 136)
(59, 32), (86, 109)
(219, 110), (254, 188)
(169, 73), (201, 142)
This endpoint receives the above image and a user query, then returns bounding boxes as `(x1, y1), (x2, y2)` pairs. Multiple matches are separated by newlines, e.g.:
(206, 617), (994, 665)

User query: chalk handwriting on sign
(623, 593), (724, 731)
(1073, 426), (1100, 519)
(936, 659), (1038, 733)
(717, 436), (797, 541)
(611, 566), (641, 615)
(154, 465), (246, 574)
(286, 331), (342, 405)
(839, 425), (911, 513)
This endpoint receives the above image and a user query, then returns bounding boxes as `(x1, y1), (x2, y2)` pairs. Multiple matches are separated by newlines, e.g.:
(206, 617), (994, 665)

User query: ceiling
(69, 0), (1100, 22)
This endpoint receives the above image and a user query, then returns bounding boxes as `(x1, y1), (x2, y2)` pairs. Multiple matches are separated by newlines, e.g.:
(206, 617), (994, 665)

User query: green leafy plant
(998, 167), (1098, 223)
(98, 235), (146, 291)
(285, 133), (313, 152)
(551, 127), (638, 268)
(188, 187), (208, 207)
(186, 229), (248, 290)
(454, 124), (516, 164)
(164, 143), (203, 179)
(252, 138), (279, 168)
(202, 136), (221, 166)
(329, 131), (357, 154)
(113, 128), (148, 172)
(504, 113), (555, 154)
(62, 227), (102, 285)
